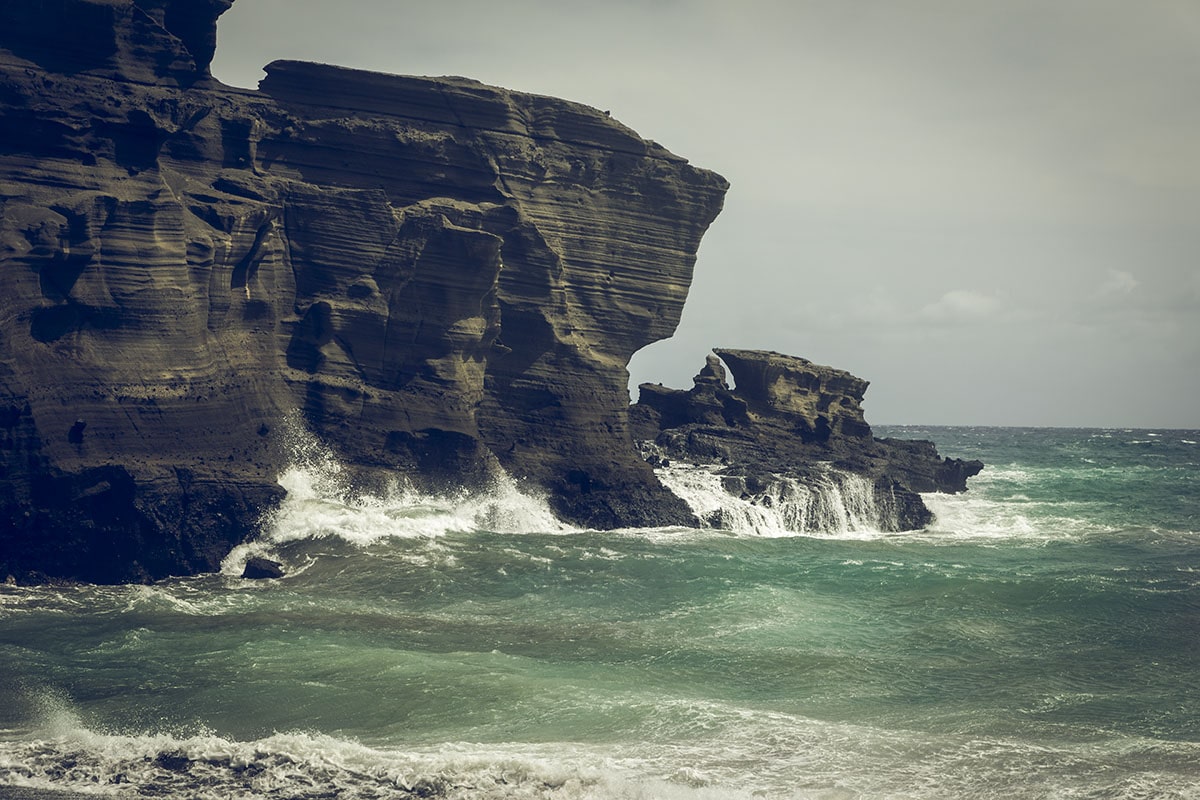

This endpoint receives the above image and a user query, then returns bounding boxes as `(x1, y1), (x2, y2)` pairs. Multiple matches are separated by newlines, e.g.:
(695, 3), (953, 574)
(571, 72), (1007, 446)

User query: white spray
(221, 419), (573, 575)
(656, 463), (898, 537)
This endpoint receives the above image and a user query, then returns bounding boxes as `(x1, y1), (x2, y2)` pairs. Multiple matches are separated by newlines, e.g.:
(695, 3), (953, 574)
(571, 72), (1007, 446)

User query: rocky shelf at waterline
(632, 350), (984, 532)
(0, 0), (977, 584)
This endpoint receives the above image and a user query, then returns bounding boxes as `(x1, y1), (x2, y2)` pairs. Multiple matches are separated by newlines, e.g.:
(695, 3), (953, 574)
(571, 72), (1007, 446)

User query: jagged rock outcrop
(631, 350), (984, 531)
(0, 0), (727, 582)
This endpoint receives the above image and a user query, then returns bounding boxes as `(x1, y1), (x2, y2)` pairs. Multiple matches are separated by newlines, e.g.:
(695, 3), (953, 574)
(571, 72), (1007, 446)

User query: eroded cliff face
(631, 350), (984, 531)
(0, 0), (726, 582)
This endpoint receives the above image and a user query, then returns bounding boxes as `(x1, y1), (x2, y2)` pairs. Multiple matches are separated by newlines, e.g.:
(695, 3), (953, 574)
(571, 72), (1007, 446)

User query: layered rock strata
(0, 0), (727, 582)
(631, 350), (984, 531)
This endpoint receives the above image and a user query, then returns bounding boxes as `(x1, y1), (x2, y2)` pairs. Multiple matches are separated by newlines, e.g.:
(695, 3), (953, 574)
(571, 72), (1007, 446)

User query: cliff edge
(0, 0), (725, 582)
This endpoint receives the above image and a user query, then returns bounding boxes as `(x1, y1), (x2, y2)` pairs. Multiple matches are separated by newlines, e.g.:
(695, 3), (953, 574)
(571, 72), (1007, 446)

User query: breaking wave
(221, 427), (572, 576)
(920, 465), (1136, 543)
(5, 691), (1199, 800)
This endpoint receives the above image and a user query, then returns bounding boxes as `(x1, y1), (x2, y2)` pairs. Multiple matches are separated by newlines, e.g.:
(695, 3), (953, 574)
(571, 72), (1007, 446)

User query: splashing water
(221, 425), (573, 575)
(655, 463), (898, 537)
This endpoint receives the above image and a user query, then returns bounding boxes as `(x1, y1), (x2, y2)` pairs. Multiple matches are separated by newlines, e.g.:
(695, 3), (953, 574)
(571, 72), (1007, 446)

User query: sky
(210, 0), (1200, 428)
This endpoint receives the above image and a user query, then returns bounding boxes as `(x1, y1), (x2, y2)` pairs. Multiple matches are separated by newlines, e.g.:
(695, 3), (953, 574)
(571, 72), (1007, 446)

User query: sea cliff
(0, 0), (977, 583)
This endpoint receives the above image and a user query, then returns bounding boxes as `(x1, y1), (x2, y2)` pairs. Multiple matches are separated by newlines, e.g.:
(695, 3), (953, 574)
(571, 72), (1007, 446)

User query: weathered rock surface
(0, 0), (726, 582)
(631, 350), (984, 531)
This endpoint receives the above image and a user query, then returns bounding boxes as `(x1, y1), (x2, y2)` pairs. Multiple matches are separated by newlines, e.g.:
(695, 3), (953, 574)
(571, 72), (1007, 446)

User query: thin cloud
(1097, 269), (1139, 296)
(919, 290), (1003, 323)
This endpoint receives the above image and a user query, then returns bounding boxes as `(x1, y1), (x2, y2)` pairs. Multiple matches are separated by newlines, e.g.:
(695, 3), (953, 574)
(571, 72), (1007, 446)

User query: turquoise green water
(1, 427), (1198, 798)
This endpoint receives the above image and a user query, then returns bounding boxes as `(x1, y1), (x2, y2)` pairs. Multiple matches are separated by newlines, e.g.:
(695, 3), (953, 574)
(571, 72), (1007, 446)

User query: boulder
(241, 556), (284, 580)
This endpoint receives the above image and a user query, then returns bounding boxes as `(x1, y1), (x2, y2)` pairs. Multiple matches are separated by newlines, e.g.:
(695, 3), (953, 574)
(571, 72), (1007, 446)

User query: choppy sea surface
(2, 426), (1198, 799)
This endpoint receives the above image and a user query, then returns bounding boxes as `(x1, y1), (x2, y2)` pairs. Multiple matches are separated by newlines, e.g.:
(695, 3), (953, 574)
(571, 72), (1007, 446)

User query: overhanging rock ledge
(0, 0), (977, 583)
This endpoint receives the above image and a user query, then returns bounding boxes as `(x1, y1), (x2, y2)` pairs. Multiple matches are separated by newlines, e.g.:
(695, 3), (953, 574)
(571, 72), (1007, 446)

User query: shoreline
(0, 788), (101, 800)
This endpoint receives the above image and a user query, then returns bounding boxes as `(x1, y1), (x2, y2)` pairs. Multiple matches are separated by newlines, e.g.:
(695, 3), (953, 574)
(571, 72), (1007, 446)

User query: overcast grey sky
(211, 0), (1200, 428)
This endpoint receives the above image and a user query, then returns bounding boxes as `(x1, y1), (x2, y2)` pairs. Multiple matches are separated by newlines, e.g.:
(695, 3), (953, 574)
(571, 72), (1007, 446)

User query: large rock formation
(632, 350), (983, 531)
(0, 0), (726, 582)
(0, 0), (979, 583)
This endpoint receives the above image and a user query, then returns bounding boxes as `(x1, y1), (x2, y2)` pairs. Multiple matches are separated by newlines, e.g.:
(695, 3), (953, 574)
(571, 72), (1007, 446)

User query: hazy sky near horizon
(211, 0), (1200, 428)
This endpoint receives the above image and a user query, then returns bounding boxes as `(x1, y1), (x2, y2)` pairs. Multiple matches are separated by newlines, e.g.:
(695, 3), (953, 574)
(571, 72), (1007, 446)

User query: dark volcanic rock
(0, 0), (231, 86)
(0, 0), (724, 581)
(241, 556), (284, 580)
(632, 350), (983, 531)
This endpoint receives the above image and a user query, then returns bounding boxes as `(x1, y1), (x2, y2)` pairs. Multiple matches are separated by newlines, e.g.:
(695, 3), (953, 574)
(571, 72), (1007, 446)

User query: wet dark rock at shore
(241, 556), (284, 579)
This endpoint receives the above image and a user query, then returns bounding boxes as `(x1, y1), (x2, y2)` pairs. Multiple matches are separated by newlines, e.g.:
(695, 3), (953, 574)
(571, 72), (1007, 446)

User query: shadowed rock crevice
(0, 0), (231, 86)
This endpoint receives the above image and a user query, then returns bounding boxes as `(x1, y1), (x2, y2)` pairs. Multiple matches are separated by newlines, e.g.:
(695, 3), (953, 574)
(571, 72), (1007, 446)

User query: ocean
(1, 426), (1198, 799)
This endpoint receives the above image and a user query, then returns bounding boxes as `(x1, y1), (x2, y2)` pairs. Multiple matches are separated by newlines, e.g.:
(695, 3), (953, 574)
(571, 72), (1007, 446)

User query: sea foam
(655, 463), (897, 538)
(919, 466), (1118, 543)
(0, 708), (773, 800)
(6, 689), (1199, 800)
(221, 426), (572, 576)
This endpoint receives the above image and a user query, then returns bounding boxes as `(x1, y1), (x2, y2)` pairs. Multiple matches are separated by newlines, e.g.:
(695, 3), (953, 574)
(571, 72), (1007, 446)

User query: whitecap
(0, 711), (776, 800)
(221, 427), (575, 576)
(919, 489), (1114, 544)
(6, 686), (1200, 799)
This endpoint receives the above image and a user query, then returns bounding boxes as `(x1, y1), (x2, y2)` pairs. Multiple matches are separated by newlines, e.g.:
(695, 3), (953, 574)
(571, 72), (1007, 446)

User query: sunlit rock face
(713, 348), (873, 442)
(0, 0), (727, 582)
(631, 350), (984, 532)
